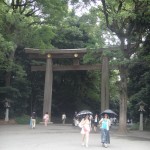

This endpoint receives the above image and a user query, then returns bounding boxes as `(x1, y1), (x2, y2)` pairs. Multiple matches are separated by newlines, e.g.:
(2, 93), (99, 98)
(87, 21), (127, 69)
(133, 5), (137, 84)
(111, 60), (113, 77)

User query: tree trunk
(5, 72), (11, 86)
(118, 64), (128, 134)
(5, 51), (15, 87)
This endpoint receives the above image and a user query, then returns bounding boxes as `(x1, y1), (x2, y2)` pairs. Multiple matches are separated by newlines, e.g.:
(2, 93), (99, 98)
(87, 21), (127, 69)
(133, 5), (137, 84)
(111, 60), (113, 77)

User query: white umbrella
(77, 110), (93, 116)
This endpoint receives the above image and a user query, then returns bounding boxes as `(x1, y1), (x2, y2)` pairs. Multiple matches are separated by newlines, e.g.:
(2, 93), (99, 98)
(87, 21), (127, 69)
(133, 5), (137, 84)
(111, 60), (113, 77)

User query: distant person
(73, 111), (79, 126)
(99, 114), (111, 148)
(113, 117), (117, 125)
(93, 114), (99, 132)
(79, 115), (91, 147)
(62, 113), (66, 124)
(31, 111), (36, 129)
(43, 112), (49, 126)
(110, 117), (113, 126)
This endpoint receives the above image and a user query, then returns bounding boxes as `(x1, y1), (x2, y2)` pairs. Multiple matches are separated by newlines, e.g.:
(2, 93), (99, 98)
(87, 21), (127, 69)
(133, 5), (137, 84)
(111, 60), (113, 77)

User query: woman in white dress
(79, 115), (91, 147)
(43, 112), (49, 126)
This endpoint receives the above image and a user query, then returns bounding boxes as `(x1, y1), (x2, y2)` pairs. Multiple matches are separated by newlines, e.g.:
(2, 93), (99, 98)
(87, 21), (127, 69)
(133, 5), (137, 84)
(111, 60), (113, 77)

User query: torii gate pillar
(101, 56), (109, 112)
(43, 54), (53, 121)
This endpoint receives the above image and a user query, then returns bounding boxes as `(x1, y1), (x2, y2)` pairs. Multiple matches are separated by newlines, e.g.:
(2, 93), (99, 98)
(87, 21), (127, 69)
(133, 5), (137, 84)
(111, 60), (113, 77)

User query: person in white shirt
(43, 112), (49, 126)
(62, 113), (66, 124)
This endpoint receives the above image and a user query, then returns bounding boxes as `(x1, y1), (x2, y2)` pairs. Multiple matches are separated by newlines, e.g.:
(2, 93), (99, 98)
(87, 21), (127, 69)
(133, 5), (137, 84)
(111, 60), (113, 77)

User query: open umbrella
(77, 110), (93, 116)
(101, 109), (117, 116)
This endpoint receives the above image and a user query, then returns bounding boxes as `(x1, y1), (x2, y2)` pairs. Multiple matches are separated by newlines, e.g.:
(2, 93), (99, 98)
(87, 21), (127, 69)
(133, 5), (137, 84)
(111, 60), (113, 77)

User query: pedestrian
(93, 114), (99, 132)
(62, 113), (66, 124)
(79, 115), (91, 147)
(43, 112), (49, 126)
(31, 111), (36, 129)
(73, 111), (79, 126)
(113, 117), (117, 125)
(99, 114), (111, 148)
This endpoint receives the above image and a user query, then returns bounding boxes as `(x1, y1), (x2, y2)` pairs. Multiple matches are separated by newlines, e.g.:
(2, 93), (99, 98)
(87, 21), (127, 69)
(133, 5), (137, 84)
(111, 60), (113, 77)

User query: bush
(144, 121), (150, 131)
(129, 122), (150, 131)
(15, 115), (42, 124)
(15, 115), (30, 124)
(129, 123), (139, 130)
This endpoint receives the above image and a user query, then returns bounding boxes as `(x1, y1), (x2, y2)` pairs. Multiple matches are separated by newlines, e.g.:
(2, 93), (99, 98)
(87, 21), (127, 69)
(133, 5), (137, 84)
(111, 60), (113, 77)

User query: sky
(68, 0), (101, 16)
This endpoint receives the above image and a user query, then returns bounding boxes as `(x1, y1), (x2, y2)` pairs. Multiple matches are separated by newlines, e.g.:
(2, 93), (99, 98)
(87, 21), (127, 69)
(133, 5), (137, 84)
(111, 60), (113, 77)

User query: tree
(0, 0), (68, 86)
(0, 0), (68, 116)
(70, 0), (150, 134)
(51, 12), (101, 116)
(99, 0), (150, 134)
(128, 32), (150, 122)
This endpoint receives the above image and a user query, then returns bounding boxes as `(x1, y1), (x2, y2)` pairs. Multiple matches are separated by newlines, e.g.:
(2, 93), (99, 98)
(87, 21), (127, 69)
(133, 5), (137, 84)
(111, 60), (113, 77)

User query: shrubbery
(15, 115), (42, 124)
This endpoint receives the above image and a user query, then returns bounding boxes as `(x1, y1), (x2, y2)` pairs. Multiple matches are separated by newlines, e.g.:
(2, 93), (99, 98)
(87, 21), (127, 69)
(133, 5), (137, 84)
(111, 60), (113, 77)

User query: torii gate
(25, 48), (109, 120)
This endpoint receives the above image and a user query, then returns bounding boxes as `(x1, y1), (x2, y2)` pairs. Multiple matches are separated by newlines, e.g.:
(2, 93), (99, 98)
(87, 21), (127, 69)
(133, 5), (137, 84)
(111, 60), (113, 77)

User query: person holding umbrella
(99, 114), (111, 148)
(79, 115), (91, 147)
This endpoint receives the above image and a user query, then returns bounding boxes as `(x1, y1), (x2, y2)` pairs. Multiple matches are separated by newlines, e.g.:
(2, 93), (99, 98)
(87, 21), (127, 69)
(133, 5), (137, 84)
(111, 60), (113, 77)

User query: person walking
(62, 113), (66, 124)
(99, 114), (111, 148)
(43, 112), (49, 126)
(31, 111), (36, 129)
(79, 115), (91, 147)
(93, 114), (99, 132)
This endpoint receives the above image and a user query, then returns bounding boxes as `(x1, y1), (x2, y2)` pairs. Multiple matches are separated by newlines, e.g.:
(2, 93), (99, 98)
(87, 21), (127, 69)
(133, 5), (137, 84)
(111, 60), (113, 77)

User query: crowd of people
(73, 112), (117, 148)
(30, 111), (116, 148)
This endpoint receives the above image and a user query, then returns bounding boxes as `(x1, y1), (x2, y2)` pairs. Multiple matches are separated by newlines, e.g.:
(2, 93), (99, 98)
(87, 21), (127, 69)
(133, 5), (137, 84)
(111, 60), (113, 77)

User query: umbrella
(101, 109), (117, 116)
(77, 110), (93, 116)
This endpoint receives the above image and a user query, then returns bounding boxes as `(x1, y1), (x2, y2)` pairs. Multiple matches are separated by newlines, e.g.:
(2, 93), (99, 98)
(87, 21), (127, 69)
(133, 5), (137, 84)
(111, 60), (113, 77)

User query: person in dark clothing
(31, 111), (36, 129)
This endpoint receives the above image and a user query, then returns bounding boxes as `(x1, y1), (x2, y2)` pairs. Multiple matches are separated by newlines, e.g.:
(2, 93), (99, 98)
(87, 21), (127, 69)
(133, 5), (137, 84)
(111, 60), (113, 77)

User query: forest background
(0, 0), (150, 131)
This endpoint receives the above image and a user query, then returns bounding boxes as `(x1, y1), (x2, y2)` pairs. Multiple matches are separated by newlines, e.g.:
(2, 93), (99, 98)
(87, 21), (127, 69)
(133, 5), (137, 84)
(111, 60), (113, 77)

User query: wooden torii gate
(25, 48), (109, 120)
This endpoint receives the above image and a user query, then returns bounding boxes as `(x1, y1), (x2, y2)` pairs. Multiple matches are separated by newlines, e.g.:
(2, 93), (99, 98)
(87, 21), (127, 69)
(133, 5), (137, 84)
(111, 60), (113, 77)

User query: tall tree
(99, 0), (150, 134)
(0, 0), (68, 116)
(0, 0), (68, 86)
(70, 0), (150, 133)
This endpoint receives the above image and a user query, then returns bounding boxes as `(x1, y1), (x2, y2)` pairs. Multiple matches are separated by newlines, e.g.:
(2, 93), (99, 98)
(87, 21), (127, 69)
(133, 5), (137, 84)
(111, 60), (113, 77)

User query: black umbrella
(101, 109), (117, 116)
(77, 110), (93, 116)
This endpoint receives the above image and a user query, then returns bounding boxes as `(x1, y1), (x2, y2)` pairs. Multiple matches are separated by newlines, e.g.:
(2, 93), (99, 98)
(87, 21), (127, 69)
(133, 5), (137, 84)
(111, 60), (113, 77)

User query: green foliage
(129, 123), (139, 130)
(15, 115), (42, 124)
(15, 115), (31, 124)
(128, 32), (150, 121)
(0, 0), (69, 118)
(26, 25), (55, 49)
(129, 122), (150, 131)
(0, 34), (16, 70)
(51, 14), (90, 49)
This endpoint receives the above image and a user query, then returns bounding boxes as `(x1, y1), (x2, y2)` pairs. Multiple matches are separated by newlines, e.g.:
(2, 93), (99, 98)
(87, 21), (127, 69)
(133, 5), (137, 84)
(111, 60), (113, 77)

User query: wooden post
(101, 56), (109, 112)
(43, 54), (53, 121)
